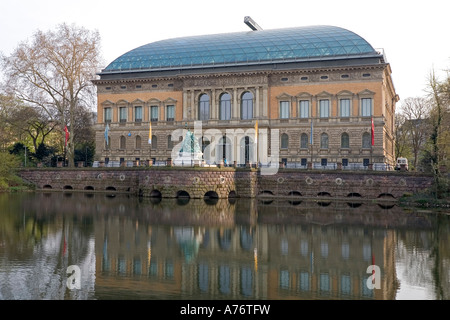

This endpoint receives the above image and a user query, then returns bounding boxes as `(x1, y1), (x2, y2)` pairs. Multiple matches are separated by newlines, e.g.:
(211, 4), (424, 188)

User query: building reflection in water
(1, 192), (448, 300)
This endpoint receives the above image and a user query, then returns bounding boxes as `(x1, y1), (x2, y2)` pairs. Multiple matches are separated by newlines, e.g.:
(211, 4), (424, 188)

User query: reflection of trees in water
(0, 193), (96, 300)
(395, 215), (450, 300)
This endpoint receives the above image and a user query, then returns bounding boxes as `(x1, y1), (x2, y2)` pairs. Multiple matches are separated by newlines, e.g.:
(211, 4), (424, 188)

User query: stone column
(233, 88), (239, 120)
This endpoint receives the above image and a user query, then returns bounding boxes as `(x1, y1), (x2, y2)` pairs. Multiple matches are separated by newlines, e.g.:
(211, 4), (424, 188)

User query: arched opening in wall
(288, 191), (302, 206)
(63, 185), (73, 190)
(84, 186), (95, 198)
(347, 192), (363, 208)
(377, 193), (396, 209)
(43, 185), (52, 189)
(317, 191), (331, 207)
(105, 186), (117, 198)
(177, 190), (190, 198)
(228, 191), (237, 204)
(347, 192), (362, 198)
(258, 191), (274, 205)
(176, 190), (190, 206)
(204, 191), (219, 205)
(150, 190), (162, 198)
(378, 193), (395, 199)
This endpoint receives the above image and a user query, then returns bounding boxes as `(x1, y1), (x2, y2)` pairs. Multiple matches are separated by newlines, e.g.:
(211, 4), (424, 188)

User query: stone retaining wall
(18, 168), (434, 200)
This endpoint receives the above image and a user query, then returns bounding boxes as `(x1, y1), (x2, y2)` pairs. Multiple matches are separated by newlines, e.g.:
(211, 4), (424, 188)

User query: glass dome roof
(103, 25), (378, 73)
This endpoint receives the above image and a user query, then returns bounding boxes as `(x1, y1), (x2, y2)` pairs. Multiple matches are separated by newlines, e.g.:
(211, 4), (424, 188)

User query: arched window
(362, 132), (371, 148)
(120, 136), (126, 149)
(135, 135), (142, 150)
(220, 93), (231, 120)
(199, 94), (210, 121)
(341, 133), (349, 148)
(300, 133), (309, 149)
(241, 92), (253, 120)
(151, 135), (157, 150)
(320, 133), (329, 149)
(281, 133), (289, 149)
(167, 135), (173, 149)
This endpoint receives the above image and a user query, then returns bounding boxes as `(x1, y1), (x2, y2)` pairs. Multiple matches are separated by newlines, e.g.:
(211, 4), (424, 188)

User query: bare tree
(400, 97), (431, 169)
(394, 112), (410, 159)
(1, 23), (102, 167)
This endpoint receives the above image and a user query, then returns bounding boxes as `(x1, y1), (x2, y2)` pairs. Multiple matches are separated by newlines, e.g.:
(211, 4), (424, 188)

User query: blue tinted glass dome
(103, 25), (377, 73)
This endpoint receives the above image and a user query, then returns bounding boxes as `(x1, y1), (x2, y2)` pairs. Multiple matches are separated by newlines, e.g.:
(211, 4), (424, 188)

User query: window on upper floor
(299, 100), (310, 118)
(280, 101), (290, 119)
(166, 105), (175, 121)
(220, 93), (231, 120)
(361, 98), (373, 117)
(340, 99), (351, 117)
(134, 106), (142, 122)
(319, 100), (330, 118)
(150, 106), (158, 122)
(104, 107), (112, 123)
(241, 91), (253, 120)
(119, 107), (127, 122)
(199, 94), (210, 121)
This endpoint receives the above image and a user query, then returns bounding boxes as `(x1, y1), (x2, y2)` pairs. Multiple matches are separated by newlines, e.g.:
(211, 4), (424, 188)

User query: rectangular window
(166, 105), (175, 121)
(104, 107), (112, 123)
(119, 107), (127, 122)
(151, 106), (158, 122)
(342, 159), (348, 167)
(319, 100), (330, 118)
(134, 106), (142, 122)
(340, 99), (350, 117)
(280, 101), (290, 119)
(301, 158), (307, 166)
(299, 100), (309, 118)
(361, 98), (372, 117)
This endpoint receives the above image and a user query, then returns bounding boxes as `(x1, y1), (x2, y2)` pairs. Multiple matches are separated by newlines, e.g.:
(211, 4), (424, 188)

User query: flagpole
(310, 119), (313, 169)
(371, 116), (374, 169)
(255, 120), (258, 169)
(148, 120), (152, 166)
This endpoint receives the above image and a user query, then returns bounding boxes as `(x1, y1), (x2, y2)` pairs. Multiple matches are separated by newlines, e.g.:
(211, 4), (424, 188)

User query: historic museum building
(93, 20), (398, 169)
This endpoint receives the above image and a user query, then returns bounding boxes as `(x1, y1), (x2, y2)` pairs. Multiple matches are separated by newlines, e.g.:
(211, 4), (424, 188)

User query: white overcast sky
(1, 0), (449, 106)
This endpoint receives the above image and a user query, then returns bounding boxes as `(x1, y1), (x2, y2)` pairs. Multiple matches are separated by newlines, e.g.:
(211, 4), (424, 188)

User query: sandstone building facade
(93, 22), (398, 169)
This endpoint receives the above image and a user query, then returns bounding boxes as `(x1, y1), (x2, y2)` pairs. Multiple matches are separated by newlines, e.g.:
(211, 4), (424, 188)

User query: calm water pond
(0, 191), (448, 300)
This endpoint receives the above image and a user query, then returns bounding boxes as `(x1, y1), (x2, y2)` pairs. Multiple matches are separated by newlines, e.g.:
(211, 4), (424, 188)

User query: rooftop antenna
(244, 16), (263, 31)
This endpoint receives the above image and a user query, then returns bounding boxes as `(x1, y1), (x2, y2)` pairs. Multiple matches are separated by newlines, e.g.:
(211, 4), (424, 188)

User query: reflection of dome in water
(179, 241), (199, 263)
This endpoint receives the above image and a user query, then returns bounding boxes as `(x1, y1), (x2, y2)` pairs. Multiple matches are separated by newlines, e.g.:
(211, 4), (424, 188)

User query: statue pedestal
(174, 152), (203, 167)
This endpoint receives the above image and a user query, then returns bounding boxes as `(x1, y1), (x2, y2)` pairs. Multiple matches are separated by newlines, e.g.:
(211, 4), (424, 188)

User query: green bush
(0, 152), (21, 191)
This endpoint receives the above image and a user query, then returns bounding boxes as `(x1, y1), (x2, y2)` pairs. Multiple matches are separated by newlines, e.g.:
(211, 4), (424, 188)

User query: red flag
(371, 117), (375, 146)
(64, 125), (69, 147)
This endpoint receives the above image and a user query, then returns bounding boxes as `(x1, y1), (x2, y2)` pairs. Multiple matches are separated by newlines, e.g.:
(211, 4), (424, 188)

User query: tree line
(0, 23), (102, 169)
